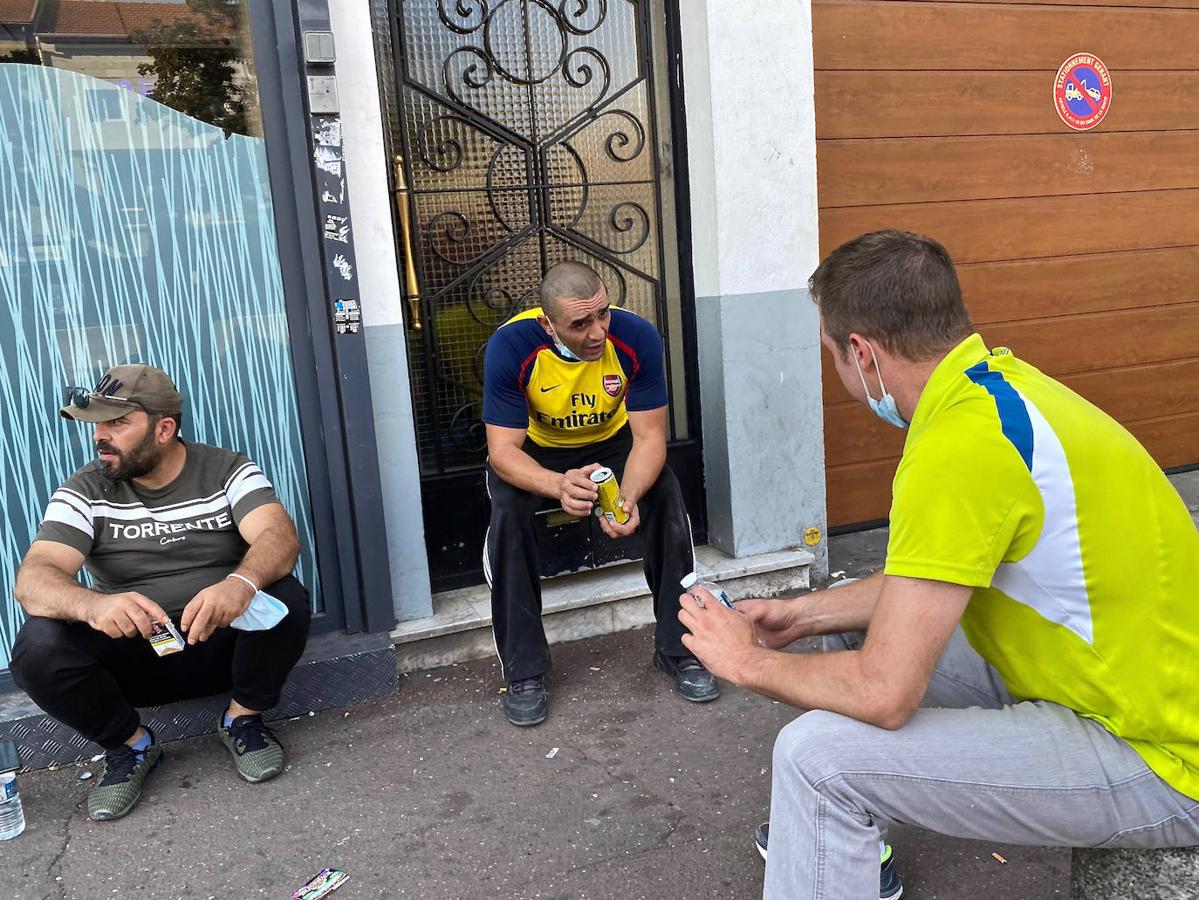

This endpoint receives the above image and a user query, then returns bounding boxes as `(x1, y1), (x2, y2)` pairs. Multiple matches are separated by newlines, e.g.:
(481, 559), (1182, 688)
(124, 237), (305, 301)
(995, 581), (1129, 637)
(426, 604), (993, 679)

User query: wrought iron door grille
(386, 0), (679, 475)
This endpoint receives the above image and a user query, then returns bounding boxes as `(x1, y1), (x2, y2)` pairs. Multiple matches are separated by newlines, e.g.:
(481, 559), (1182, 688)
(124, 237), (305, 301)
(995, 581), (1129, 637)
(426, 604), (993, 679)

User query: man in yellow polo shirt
(482, 261), (716, 726)
(679, 230), (1199, 899)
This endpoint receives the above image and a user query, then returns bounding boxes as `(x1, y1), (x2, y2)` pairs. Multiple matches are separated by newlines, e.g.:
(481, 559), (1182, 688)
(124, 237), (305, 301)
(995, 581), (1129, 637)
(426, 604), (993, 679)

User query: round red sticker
(1054, 53), (1112, 131)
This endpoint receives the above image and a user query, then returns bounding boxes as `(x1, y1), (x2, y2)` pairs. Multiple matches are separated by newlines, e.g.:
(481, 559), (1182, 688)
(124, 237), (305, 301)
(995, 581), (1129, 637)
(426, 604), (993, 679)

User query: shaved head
(540, 261), (603, 320)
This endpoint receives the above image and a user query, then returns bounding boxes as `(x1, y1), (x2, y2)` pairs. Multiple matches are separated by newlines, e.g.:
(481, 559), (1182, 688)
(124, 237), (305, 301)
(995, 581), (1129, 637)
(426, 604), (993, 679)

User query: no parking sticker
(1054, 52), (1112, 131)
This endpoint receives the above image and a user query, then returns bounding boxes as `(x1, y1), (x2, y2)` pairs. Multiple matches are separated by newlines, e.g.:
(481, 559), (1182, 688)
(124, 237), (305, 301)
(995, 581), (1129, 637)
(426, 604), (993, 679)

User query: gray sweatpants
(764, 627), (1199, 899)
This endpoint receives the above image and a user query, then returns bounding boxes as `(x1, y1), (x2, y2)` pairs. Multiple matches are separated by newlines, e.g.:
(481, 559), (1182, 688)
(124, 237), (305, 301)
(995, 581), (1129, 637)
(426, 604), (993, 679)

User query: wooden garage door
(815, 0), (1199, 528)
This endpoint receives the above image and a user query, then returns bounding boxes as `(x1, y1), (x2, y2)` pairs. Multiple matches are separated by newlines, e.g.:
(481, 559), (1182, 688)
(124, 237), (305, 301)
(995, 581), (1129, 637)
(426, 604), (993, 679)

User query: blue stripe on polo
(965, 361), (1034, 471)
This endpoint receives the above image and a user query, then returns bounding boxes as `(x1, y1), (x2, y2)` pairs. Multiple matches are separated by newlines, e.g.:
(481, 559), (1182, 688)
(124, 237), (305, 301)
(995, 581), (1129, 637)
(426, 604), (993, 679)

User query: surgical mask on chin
(853, 340), (909, 429)
(545, 320), (581, 362)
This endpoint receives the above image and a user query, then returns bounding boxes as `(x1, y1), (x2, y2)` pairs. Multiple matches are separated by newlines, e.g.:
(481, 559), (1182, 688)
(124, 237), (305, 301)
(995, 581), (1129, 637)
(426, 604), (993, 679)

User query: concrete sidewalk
(8, 472), (1195, 899)
(7, 626), (1067, 899)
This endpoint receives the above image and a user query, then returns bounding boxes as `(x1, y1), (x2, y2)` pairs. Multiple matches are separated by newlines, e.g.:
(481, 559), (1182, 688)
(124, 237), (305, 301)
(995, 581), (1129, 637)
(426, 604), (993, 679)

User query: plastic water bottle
(0, 771), (26, 840)
(680, 571), (736, 609)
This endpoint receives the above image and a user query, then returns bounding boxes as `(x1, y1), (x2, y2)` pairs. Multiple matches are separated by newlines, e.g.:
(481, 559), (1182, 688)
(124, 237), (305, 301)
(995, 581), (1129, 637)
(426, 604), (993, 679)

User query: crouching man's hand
(88, 592), (170, 640)
(678, 590), (763, 685)
(735, 597), (808, 650)
(181, 578), (254, 644)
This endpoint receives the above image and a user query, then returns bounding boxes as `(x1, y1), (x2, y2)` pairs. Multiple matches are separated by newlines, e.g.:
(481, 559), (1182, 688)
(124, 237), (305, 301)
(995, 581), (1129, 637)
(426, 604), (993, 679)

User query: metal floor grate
(0, 633), (398, 772)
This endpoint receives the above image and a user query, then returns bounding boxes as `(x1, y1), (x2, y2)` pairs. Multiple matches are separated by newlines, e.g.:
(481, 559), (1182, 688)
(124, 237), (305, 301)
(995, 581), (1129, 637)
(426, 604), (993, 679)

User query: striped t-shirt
(34, 441), (280, 616)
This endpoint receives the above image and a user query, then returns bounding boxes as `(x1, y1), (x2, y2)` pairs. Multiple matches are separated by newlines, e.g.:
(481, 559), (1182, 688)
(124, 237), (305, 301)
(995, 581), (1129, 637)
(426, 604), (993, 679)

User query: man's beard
(97, 426), (162, 481)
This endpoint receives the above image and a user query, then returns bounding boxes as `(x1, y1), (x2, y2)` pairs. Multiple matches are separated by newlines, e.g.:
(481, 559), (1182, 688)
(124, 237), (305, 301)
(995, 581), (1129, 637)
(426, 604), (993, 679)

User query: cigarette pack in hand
(148, 620), (184, 656)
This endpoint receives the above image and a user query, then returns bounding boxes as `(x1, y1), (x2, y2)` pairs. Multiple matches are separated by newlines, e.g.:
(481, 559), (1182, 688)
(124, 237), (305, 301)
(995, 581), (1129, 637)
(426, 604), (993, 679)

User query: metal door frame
(250, 0), (395, 633)
(372, 0), (706, 592)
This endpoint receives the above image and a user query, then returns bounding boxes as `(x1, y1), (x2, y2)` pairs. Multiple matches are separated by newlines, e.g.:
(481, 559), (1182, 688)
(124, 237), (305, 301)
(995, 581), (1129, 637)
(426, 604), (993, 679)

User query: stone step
(391, 545), (816, 674)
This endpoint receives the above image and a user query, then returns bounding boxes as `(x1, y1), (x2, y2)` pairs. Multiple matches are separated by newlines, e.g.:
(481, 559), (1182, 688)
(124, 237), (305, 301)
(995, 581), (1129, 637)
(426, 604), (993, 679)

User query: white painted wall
(679, 0), (821, 298)
(679, 1), (827, 572)
(326, 1), (406, 329)
(327, 3), (433, 619)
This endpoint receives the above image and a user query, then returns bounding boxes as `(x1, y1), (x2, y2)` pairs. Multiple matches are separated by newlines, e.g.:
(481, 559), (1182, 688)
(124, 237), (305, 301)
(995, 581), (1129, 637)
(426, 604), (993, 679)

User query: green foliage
(1, 48), (41, 65)
(131, 0), (254, 136)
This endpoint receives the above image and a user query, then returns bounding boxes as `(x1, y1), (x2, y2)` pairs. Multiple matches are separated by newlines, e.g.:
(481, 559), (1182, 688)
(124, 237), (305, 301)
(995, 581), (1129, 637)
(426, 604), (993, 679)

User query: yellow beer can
(590, 467), (630, 524)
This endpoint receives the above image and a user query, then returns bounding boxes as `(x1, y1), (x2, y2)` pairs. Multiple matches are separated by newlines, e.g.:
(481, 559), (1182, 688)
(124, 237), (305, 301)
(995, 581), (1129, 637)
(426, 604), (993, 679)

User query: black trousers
(10, 575), (311, 749)
(484, 429), (693, 682)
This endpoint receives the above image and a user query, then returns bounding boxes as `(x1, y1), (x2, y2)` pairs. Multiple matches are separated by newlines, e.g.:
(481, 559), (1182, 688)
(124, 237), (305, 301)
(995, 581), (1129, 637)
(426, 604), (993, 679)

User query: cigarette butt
(589, 667), (601, 672)
(498, 687), (508, 694)
(992, 852), (1007, 864)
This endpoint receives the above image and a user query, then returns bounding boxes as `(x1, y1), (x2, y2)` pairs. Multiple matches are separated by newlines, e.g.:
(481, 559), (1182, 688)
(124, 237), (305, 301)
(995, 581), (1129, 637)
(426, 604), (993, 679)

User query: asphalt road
(6, 624), (1067, 899)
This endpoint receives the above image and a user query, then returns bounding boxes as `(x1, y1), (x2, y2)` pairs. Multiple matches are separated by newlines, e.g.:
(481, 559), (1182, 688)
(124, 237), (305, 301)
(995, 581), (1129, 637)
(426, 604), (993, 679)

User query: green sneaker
(218, 714), (284, 783)
(87, 735), (163, 821)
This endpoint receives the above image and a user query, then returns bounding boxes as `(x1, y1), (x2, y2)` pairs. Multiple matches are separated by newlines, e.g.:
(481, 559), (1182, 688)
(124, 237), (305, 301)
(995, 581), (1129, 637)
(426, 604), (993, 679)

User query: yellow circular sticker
(803, 526), (822, 547)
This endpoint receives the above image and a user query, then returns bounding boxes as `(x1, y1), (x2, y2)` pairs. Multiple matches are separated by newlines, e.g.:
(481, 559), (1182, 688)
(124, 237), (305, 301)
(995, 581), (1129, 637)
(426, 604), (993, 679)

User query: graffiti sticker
(314, 145), (342, 177)
(313, 117), (342, 148)
(323, 214), (350, 243)
(332, 253), (354, 281)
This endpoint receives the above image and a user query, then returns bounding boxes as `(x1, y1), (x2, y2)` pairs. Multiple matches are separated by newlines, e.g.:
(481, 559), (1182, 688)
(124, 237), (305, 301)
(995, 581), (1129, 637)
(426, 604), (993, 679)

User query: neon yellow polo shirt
(885, 334), (1199, 799)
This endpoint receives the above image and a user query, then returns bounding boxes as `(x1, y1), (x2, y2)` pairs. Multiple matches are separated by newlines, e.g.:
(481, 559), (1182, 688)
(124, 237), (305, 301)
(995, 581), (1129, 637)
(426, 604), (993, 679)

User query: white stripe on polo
(51, 489), (93, 524)
(226, 468), (273, 509)
(991, 392), (1093, 644)
(91, 495), (231, 524)
(95, 488), (226, 513)
(223, 462), (257, 491)
(59, 486), (93, 509)
(44, 499), (94, 537)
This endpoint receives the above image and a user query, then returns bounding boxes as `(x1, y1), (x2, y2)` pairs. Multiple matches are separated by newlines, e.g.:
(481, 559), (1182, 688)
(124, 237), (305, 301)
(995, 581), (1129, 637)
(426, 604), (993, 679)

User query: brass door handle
(392, 154), (422, 331)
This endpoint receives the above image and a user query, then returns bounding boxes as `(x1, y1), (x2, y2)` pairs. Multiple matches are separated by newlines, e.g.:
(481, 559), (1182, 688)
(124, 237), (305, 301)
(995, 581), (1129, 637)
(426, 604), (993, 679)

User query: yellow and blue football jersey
(483, 307), (668, 448)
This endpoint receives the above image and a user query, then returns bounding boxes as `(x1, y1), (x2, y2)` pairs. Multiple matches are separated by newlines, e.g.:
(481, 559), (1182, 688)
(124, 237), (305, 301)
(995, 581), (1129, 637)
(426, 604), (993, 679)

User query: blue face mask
(544, 319), (581, 362)
(230, 591), (289, 631)
(853, 340), (909, 429)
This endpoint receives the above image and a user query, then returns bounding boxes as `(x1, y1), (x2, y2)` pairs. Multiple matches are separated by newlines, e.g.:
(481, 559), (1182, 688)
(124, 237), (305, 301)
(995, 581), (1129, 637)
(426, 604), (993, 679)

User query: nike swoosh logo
(539, 385), (560, 392)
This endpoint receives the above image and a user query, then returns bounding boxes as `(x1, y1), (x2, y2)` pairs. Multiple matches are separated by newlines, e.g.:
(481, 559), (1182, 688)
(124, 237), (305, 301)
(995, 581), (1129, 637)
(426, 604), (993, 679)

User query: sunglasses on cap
(62, 383), (146, 413)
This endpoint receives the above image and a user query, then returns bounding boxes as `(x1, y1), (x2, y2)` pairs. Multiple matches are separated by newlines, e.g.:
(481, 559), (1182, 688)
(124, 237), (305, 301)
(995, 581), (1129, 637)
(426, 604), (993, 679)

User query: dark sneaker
(87, 732), (163, 821)
(754, 822), (903, 899)
(503, 675), (548, 727)
(879, 843), (904, 900)
(653, 651), (719, 702)
(218, 714), (285, 783)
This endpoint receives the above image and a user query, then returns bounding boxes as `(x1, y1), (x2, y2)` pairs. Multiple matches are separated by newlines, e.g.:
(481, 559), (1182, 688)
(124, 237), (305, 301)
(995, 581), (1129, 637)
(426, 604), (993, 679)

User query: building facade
(0, 0), (826, 686)
(4, 0), (1192, 690)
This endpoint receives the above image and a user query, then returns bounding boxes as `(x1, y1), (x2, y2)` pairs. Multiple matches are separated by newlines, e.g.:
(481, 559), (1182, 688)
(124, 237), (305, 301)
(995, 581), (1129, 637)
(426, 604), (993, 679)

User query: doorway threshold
(392, 545), (815, 674)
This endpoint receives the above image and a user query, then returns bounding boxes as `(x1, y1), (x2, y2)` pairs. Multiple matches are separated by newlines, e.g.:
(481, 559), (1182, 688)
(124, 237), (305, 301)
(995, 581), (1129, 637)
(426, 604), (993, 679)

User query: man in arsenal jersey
(482, 261), (715, 726)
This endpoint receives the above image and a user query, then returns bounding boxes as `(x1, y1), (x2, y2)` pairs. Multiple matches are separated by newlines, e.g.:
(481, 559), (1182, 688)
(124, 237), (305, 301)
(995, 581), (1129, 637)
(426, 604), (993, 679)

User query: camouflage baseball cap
(60, 364), (183, 423)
